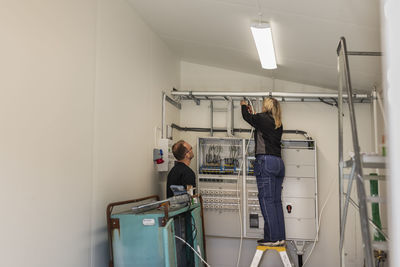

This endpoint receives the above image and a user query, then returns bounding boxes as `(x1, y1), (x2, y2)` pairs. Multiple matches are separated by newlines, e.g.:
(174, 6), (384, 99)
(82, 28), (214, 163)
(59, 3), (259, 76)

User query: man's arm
(182, 169), (196, 188)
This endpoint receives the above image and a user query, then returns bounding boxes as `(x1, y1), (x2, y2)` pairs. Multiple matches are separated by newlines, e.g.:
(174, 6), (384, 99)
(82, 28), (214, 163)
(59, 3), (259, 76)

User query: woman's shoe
(257, 239), (281, 246)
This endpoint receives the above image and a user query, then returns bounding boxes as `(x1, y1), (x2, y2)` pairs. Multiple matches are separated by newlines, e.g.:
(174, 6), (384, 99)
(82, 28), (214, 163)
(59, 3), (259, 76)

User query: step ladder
(250, 245), (293, 267)
(337, 37), (387, 267)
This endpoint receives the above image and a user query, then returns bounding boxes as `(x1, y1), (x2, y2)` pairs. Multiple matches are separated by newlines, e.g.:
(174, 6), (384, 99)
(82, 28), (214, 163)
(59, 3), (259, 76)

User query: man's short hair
(172, 140), (188, 160)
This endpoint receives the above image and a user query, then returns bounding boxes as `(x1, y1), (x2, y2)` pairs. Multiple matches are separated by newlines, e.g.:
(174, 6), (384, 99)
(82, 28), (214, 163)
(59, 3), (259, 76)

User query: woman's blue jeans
(255, 154), (286, 241)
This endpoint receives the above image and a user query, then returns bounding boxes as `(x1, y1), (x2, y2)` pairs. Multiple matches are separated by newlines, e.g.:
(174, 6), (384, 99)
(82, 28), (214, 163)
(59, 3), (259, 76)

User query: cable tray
(344, 153), (386, 169)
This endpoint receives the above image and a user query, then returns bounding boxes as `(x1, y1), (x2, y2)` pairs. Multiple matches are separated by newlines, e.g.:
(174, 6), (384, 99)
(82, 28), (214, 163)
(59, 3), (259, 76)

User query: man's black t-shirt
(166, 161), (196, 198)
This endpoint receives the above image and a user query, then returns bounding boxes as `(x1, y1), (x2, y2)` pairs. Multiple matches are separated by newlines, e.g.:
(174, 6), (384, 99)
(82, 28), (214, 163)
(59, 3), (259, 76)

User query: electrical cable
(235, 99), (255, 267)
(302, 175), (337, 266)
(175, 235), (211, 267)
(256, 0), (262, 25)
(318, 97), (336, 107)
(330, 97), (338, 107)
(191, 214), (198, 241)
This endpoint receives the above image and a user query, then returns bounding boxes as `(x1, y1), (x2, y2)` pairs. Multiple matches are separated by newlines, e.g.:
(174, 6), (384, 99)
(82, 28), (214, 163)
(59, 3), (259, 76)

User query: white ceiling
(128, 0), (382, 91)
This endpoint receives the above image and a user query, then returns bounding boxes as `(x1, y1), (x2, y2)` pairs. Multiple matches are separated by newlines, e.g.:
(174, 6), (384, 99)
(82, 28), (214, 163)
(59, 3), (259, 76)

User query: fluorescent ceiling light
(251, 23), (277, 69)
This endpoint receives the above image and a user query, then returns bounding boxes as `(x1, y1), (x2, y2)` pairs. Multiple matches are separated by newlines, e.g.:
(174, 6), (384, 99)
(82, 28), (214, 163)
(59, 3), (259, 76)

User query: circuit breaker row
(200, 188), (240, 210)
(199, 188), (238, 197)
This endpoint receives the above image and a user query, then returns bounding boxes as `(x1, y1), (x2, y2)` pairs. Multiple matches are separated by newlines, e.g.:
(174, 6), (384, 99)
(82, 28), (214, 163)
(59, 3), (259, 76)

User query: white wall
(91, 1), (180, 266)
(0, 1), (96, 266)
(0, 1), (180, 267)
(178, 62), (374, 267)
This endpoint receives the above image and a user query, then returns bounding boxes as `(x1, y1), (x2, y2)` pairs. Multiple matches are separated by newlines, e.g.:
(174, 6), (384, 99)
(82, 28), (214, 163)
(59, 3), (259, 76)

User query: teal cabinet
(107, 196), (205, 267)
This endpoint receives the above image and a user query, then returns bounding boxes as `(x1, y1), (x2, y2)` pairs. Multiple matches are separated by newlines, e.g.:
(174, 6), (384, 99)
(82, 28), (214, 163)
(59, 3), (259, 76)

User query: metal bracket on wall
(189, 91), (201, 105)
(165, 94), (181, 109)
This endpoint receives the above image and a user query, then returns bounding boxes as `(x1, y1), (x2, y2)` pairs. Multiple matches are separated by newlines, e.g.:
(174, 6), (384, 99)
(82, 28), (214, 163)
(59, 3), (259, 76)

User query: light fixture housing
(250, 22), (277, 69)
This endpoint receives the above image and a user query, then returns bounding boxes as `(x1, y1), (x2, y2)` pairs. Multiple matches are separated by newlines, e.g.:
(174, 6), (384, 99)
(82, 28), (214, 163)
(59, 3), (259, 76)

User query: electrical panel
(197, 138), (243, 237)
(156, 138), (174, 172)
(197, 137), (318, 242)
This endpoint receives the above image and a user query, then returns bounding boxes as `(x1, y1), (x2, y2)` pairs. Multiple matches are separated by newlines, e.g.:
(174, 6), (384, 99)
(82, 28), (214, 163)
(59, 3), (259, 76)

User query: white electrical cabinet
(197, 137), (318, 242)
(156, 138), (174, 172)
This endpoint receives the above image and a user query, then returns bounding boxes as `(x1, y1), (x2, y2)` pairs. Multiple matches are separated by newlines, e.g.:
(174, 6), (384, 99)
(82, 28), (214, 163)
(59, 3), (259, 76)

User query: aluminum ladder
(337, 37), (387, 267)
(250, 245), (293, 267)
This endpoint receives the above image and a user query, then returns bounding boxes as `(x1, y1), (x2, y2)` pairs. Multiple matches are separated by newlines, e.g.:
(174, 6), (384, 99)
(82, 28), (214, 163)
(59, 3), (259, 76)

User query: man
(166, 140), (196, 198)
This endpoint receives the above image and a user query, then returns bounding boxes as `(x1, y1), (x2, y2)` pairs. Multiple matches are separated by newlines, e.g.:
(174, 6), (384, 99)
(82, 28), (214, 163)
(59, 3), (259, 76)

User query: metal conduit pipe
(210, 100), (213, 136)
(175, 98), (367, 104)
(337, 43), (345, 267)
(170, 123), (310, 139)
(171, 91), (370, 99)
(162, 92), (166, 138)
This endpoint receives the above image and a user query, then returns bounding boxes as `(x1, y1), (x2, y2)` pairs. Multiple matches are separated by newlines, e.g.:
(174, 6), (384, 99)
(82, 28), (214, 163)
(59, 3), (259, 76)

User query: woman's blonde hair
(262, 97), (282, 129)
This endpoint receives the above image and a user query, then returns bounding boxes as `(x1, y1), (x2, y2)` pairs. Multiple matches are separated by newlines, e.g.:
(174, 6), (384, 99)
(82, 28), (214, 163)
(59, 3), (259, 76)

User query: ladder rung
(363, 174), (386, 180)
(366, 196), (385, 203)
(251, 246), (293, 267)
(343, 174), (386, 180)
(256, 245), (286, 251)
(344, 154), (386, 169)
(372, 241), (388, 251)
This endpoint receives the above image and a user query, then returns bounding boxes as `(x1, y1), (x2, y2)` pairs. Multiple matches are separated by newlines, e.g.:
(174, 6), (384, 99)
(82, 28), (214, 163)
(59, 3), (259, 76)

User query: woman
(240, 97), (285, 246)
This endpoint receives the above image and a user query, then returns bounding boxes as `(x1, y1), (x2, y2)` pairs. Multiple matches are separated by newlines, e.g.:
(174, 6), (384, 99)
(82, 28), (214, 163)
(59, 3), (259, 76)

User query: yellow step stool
(250, 245), (293, 267)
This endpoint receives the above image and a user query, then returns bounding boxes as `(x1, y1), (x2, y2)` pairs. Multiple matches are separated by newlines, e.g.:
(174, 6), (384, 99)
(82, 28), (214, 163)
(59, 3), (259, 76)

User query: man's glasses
(185, 146), (193, 154)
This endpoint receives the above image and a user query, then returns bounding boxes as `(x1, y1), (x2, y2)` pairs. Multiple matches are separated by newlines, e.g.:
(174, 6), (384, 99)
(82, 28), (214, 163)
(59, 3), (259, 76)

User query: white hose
(302, 176), (336, 266)
(236, 99), (255, 267)
(175, 235), (211, 267)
